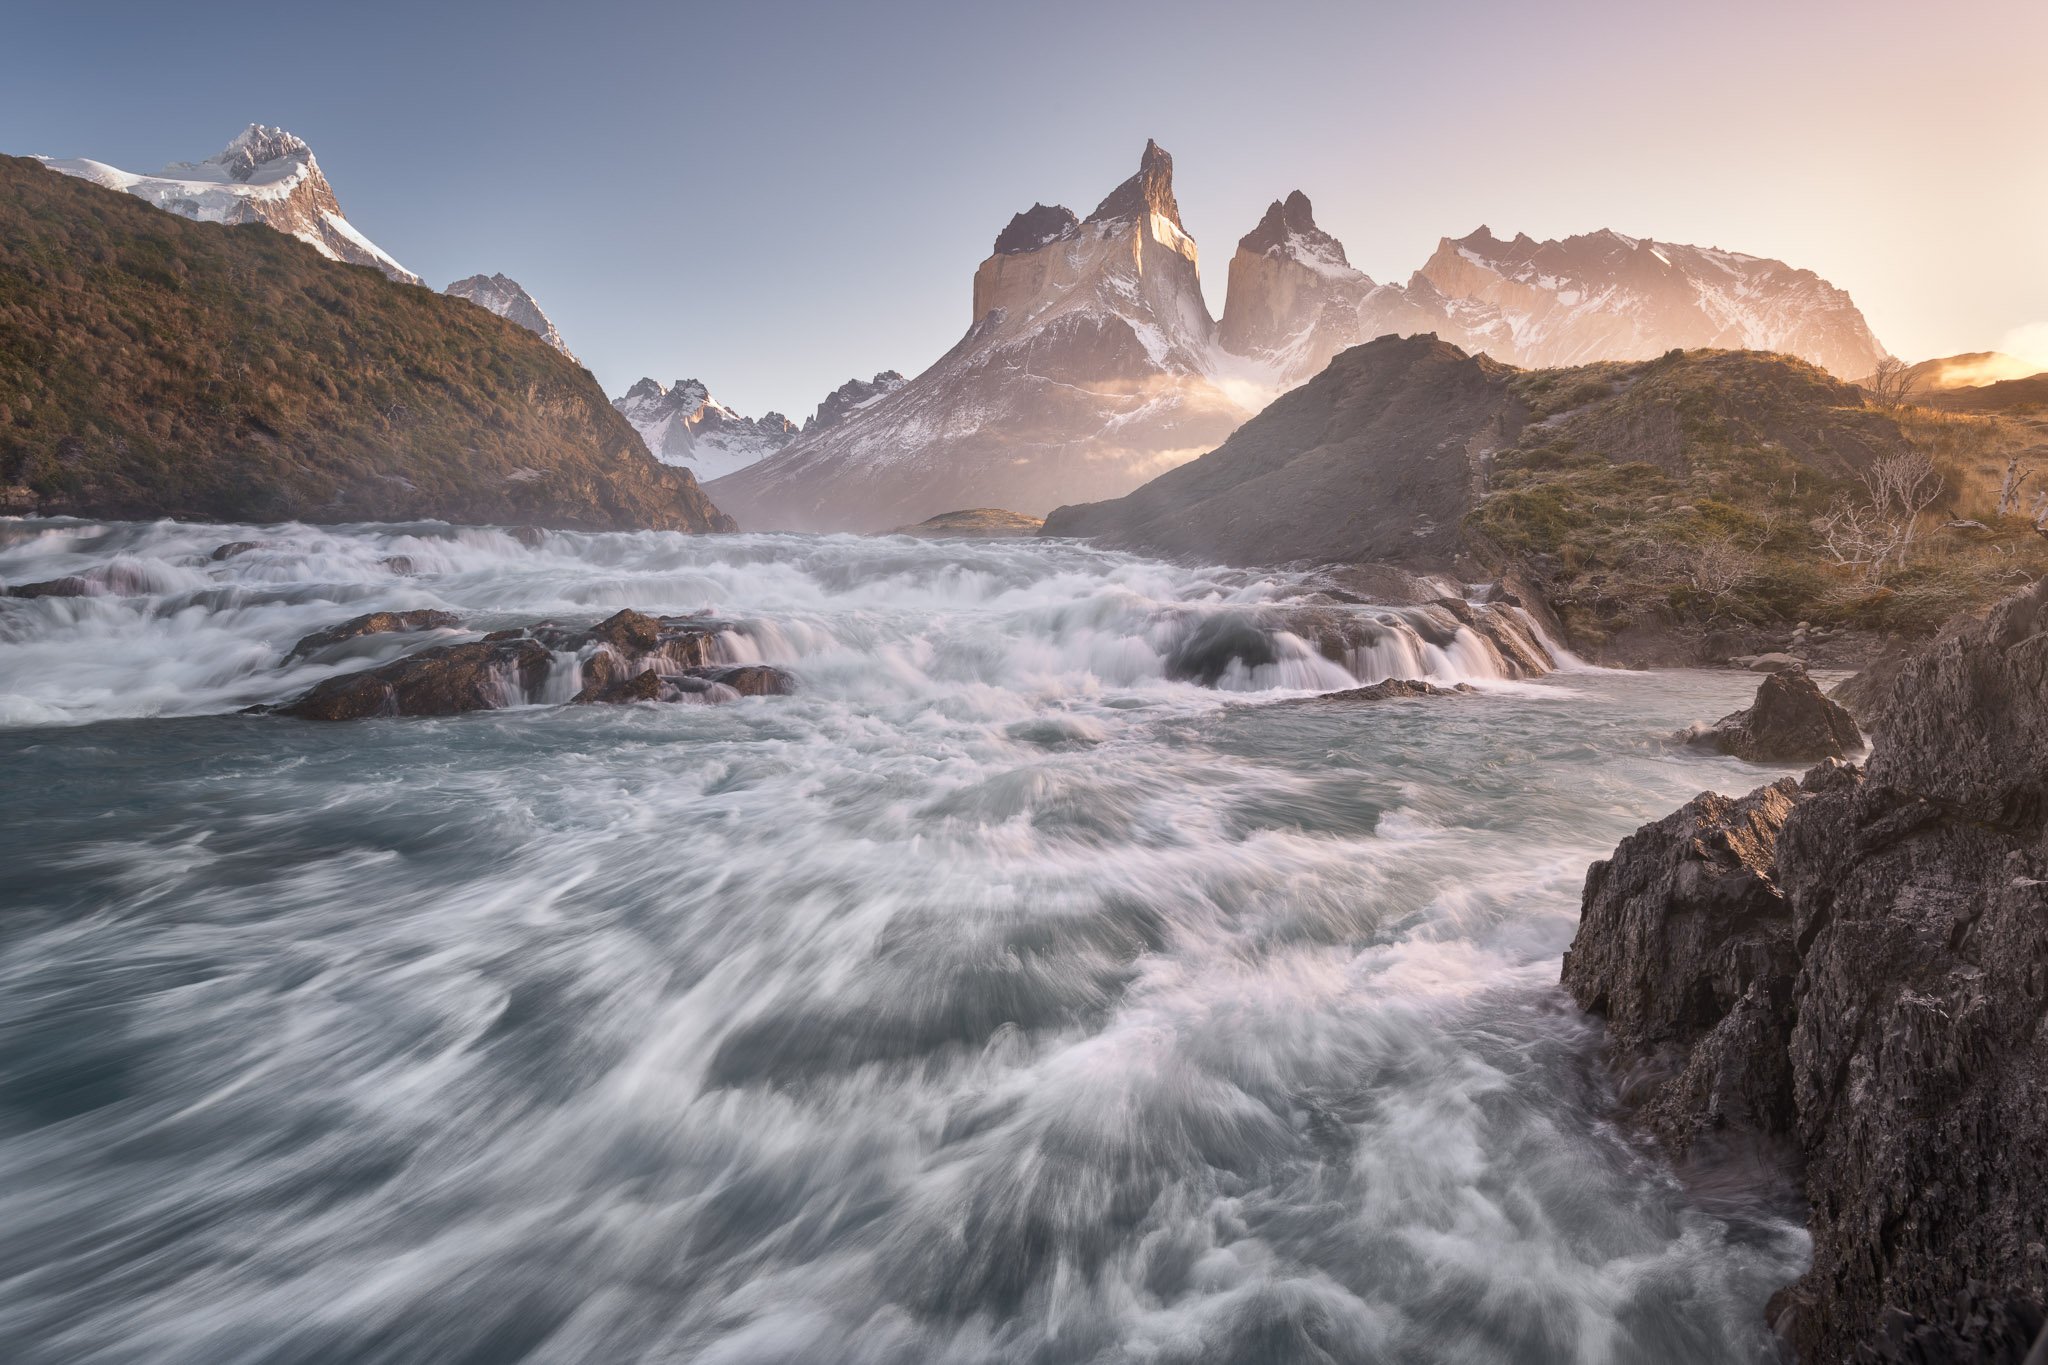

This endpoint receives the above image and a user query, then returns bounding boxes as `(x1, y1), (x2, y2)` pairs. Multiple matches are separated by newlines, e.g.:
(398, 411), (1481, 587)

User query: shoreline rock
(1564, 581), (2048, 1362)
(1680, 669), (1862, 763)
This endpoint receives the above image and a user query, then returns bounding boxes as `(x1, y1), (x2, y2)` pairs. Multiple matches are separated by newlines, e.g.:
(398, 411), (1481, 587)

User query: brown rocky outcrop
(1563, 581), (2048, 1362)
(1682, 670), (1863, 763)
(278, 638), (555, 721)
(275, 608), (792, 720)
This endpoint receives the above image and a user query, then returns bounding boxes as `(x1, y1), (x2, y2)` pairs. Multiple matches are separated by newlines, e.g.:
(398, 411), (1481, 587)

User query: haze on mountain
(708, 140), (1893, 533)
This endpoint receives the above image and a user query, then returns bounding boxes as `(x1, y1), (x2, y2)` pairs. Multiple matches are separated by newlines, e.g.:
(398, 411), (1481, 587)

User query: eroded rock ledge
(1565, 581), (2048, 1362)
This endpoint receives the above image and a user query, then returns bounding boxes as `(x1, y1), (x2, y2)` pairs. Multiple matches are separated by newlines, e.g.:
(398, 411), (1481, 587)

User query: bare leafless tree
(1866, 356), (1916, 409)
(1815, 452), (1946, 579)
(1998, 455), (2035, 518)
(1815, 498), (1899, 579)
(1864, 451), (1945, 566)
(1685, 536), (1757, 608)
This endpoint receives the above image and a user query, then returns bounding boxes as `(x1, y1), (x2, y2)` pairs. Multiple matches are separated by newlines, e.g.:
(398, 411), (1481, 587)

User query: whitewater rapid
(0, 520), (1807, 1363)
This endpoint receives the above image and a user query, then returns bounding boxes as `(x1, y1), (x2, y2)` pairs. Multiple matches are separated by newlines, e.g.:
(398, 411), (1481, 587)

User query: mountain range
(710, 140), (1894, 532)
(22, 126), (1910, 538)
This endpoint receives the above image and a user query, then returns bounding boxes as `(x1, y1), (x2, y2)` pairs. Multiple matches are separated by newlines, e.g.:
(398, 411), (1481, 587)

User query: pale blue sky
(9, 0), (2046, 415)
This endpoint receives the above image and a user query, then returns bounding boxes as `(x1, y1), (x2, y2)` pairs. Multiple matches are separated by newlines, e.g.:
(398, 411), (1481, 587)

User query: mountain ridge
(37, 124), (420, 285)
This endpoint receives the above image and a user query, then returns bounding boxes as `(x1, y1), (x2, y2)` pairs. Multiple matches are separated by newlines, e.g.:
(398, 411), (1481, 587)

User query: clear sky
(9, 0), (2045, 417)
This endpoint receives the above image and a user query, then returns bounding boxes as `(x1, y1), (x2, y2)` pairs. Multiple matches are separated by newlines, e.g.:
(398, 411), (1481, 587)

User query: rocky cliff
(704, 140), (1249, 531)
(0, 155), (730, 532)
(37, 124), (420, 285)
(444, 273), (576, 360)
(1562, 581), (2048, 1362)
(1215, 191), (1377, 388)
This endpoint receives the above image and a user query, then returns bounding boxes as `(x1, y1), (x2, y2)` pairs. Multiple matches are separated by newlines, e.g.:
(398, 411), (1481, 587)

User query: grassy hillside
(0, 155), (732, 531)
(1466, 349), (2048, 650)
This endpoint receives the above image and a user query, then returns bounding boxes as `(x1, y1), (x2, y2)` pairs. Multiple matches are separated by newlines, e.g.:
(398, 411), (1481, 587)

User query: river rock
(572, 663), (795, 705)
(278, 638), (554, 720)
(275, 607), (791, 719)
(1564, 579), (2048, 1362)
(6, 563), (162, 598)
(1681, 670), (1862, 762)
(1744, 652), (1806, 673)
(1315, 679), (1476, 702)
(286, 609), (464, 661)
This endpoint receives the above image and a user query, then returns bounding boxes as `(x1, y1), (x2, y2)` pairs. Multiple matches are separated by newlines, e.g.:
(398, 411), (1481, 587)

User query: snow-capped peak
(611, 378), (798, 479)
(34, 125), (420, 285)
(445, 273), (578, 360)
(174, 124), (316, 184)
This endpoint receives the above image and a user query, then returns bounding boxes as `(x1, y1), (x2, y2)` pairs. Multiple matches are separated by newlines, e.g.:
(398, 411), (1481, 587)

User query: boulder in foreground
(1564, 580), (2048, 1362)
(1680, 669), (1861, 763)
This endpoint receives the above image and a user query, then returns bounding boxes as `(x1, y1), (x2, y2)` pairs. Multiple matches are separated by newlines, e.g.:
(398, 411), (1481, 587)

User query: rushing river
(0, 520), (1808, 1364)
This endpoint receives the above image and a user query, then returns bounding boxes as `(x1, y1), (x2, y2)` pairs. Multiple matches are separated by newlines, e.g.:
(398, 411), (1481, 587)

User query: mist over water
(0, 520), (1806, 1363)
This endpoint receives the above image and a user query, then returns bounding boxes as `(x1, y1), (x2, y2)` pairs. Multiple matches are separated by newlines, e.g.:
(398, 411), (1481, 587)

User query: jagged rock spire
(1086, 139), (1181, 228)
(1237, 189), (1350, 266)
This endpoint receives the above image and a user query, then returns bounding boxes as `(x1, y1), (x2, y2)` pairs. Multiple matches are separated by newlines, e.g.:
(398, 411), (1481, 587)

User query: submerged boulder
(1314, 679), (1475, 702)
(1565, 580), (2048, 1362)
(285, 609), (464, 661)
(571, 663), (795, 706)
(1682, 669), (1862, 762)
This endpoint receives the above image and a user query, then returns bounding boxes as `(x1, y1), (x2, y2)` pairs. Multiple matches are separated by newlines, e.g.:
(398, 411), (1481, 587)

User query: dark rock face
(1043, 334), (1517, 571)
(993, 203), (1078, 255)
(286, 609), (463, 661)
(1562, 776), (1809, 1155)
(275, 607), (792, 720)
(1564, 581), (2048, 1362)
(1683, 670), (1862, 763)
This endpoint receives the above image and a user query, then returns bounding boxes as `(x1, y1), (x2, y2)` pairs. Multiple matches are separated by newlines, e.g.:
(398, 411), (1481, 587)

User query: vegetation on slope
(0, 155), (731, 531)
(1466, 349), (2048, 650)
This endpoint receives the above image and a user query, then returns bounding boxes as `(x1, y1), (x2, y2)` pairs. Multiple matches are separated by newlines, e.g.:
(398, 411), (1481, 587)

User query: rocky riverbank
(1563, 581), (2048, 1361)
